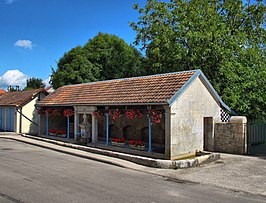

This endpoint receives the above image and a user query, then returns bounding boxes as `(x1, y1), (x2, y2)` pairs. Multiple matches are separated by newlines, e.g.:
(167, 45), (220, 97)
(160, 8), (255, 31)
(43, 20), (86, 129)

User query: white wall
(170, 77), (220, 158)
(20, 92), (46, 134)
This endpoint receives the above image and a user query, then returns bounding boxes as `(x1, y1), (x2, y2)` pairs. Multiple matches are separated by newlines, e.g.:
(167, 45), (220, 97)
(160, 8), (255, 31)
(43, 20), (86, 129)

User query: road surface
(0, 139), (265, 203)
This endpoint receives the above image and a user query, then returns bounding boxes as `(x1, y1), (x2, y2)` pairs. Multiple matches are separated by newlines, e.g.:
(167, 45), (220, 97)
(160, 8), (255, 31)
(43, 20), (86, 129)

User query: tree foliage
(24, 77), (45, 90)
(51, 46), (99, 89)
(51, 33), (144, 89)
(131, 0), (266, 120)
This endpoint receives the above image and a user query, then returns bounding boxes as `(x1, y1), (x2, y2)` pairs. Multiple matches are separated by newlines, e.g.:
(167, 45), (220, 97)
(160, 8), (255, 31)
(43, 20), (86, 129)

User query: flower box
(129, 144), (146, 151)
(49, 133), (57, 136)
(111, 141), (126, 147)
(57, 134), (67, 138)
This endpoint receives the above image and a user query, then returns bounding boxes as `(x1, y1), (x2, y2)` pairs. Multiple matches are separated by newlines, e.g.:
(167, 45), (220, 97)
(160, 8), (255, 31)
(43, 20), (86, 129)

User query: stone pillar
(74, 107), (79, 140)
(38, 114), (41, 136)
(45, 113), (48, 136)
(92, 115), (98, 143)
(230, 116), (248, 154)
(164, 105), (171, 159)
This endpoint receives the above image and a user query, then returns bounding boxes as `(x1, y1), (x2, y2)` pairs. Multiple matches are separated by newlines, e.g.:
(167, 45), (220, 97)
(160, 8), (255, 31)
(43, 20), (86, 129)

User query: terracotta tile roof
(0, 88), (46, 107)
(0, 89), (6, 94)
(38, 71), (197, 106)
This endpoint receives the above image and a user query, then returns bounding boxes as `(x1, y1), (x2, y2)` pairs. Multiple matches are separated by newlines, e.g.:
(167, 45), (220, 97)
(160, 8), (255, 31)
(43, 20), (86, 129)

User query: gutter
(36, 102), (167, 107)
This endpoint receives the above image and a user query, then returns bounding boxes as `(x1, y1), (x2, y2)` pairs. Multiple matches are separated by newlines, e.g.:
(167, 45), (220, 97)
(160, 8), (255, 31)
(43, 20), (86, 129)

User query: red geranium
(109, 109), (122, 120)
(126, 109), (142, 120)
(148, 109), (162, 124)
(48, 129), (66, 135)
(111, 137), (125, 143)
(37, 107), (45, 114)
(63, 109), (74, 117)
(45, 108), (54, 115)
(93, 110), (104, 120)
(129, 140), (145, 147)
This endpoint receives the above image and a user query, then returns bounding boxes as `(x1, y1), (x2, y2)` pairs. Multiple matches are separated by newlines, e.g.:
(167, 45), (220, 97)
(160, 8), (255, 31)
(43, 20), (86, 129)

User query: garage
(0, 89), (48, 134)
(6, 107), (15, 131)
(0, 107), (4, 130)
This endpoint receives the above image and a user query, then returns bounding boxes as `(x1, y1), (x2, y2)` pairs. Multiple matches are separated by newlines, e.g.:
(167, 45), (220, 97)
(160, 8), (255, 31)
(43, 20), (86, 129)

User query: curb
(1, 136), (127, 169)
(19, 134), (220, 169)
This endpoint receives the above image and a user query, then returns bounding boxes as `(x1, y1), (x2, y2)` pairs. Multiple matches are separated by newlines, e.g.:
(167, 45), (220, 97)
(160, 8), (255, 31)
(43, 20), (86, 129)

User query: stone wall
(170, 76), (220, 159)
(214, 116), (247, 154)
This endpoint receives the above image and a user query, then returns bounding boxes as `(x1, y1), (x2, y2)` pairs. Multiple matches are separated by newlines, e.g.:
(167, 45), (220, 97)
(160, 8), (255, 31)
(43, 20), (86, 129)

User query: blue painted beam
(105, 112), (109, 145)
(148, 116), (152, 152)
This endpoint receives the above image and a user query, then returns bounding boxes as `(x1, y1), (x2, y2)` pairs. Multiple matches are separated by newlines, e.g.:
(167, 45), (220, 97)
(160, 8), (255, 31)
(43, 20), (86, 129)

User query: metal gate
(248, 121), (266, 155)
(6, 107), (15, 132)
(0, 107), (4, 131)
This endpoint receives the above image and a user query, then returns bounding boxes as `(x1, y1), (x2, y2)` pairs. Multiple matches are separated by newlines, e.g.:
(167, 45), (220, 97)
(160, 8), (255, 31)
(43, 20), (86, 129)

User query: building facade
(37, 70), (234, 159)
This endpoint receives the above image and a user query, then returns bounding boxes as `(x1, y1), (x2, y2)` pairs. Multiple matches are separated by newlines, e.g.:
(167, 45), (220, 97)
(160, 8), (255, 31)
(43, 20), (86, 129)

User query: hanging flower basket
(63, 109), (74, 117)
(52, 109), (62, 116)
(109, 109), (122, 120)
(126, 109), (143, 120)
(43, 108), (62, 116)
(93, 110), (105, 120)
(37, 107), (45, 114)
(148, 109), (162, 124)
(45, 108), (54, 116)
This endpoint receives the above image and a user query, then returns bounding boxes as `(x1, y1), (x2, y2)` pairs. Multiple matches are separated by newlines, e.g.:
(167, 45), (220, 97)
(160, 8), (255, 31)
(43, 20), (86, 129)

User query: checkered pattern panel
(220, 109), (230, 122)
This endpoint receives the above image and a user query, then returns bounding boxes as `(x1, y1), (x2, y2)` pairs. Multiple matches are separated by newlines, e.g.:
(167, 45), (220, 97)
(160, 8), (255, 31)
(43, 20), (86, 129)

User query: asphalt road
(0, 139), (265, 203)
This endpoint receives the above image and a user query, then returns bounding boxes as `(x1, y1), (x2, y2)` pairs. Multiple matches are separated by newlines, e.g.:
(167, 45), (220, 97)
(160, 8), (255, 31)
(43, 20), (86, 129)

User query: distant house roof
(0, 88), (48, 107)
(0, 89), (6, 94)
(45, 86), (55, 93)
(37, 70), (235, 114)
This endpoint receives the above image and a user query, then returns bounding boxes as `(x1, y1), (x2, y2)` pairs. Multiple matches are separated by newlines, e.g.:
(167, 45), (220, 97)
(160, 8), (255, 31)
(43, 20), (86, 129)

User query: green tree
(51, 33), (145, 89)
(131, 0), (266, 120)
(24, 77), (45, 90)
(8, 85), (20, 92)
(51, 46), (100, 89)
(84, 33), (145, 80)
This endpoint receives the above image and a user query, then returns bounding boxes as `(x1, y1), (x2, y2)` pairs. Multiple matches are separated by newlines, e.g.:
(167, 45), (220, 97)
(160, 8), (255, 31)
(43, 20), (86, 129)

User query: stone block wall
(170, 77), (220, 158)
(214, 116), (247, 154)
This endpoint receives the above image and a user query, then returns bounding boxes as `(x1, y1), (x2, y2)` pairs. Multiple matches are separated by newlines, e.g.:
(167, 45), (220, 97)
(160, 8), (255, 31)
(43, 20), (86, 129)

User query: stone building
(36, 70), (234, 159)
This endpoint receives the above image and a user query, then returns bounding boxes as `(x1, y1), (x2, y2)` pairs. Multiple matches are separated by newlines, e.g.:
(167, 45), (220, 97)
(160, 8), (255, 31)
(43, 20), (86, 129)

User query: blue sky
(0, 0), (146, 89)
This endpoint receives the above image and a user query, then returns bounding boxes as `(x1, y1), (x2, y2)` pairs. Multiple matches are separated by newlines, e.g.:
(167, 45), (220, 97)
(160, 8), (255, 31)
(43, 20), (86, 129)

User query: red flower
(111, 137), (125, 143)
(37, 107), (45, 114)
(48, 129), (56, 133)
(109, 109), (122, 120)
(45, 108), (54, 115)
(93, 110), (104, 120)
(63, 109), (74, 117)
(126, 109), (142, 119)
(48, 129), (66, 135)
(148, 109), (162, 124)
(56, 130), (66, 134)
(129, 139), (145, 147)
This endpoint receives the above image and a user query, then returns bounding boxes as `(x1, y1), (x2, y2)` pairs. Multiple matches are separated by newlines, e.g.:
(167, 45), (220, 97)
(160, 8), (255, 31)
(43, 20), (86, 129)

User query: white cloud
(0, 70), (29, 89)
(14, 40), (33, 49)
(5, 0), (16, 4)
(43, 77), (51, 87)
